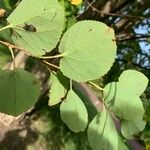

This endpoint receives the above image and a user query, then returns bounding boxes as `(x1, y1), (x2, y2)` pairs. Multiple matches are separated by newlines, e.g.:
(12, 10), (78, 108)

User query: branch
(42, 60), (60, 70)
(73, 82), (144, 150)
(0, 40), (31, 56)
(116, 34), (150, 42)
(86, 1), (148, 20)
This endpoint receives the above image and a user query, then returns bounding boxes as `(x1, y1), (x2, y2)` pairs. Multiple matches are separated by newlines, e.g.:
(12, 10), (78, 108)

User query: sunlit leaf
(104, 82), (145, 120)
(104, 70), (147, 120)
(59, 21), (117, 81)
(119, 70), (148, 96)
(88, 109), (118, 150)
(60, 89), (88, 133)
(118, 135), (129, 150)
(7, 0), (65, 56)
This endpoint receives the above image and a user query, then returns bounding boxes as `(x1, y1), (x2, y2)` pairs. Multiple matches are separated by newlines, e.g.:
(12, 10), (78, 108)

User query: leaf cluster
(0, 0), (149, 149)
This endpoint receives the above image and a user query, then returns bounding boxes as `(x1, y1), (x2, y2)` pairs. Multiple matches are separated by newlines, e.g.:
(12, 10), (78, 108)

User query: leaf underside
(48, 71), (69, 106)
(88, 109), (118, 150)
(103, 70), (148, 138)
(60, 90), (88, 133)
(7, 0), (65, 56)
(59, 20), (117, 81)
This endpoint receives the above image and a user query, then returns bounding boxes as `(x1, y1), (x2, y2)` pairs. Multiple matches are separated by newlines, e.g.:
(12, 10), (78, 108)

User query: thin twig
(40, 53), (66, 59)
(87, 1), (147, 20)
(70, 80), (73, 90)
(88, 81), (104, 92)
(0, 40), (31, 56)
(0, 40), (62, 70)
(116, 34), (150, 42)
(0, 25), (12, 32)
(42, 60), (60, 70)
(76, 0), (95, 18)
(8, 47), (15, 69)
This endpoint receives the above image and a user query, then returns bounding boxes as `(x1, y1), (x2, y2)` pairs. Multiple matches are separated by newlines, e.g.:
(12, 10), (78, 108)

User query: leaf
(0, 69), (40, 116)
(88, 109), (118, 150)
(48, 71), (69, 106)
(7, 0), (65, 56)
(119, 70), (148, 96)
(60, 89), (88, 133)
(103, 70), (147, 120)
(121, 117), (146, 139)
(104, 82), (145, 120)
(59, 20), (117, 81)
(118, 135), (129, 150)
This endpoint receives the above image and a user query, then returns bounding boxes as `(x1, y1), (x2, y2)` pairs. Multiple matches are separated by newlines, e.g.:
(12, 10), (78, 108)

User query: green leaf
(119, 70), (148, 96)
(0, 69), (40, 116)
(118, 135), (129, 150)
(104, 82), (145, 120)
(60, 89), (88, 133)
(59, 20), (117, 81)
(7, 0), (65, 56)
(121, 117), (146, 139)
(88, 109), (118, 150)
(103, 70), (147, 120)
(48, 71), (69, 106)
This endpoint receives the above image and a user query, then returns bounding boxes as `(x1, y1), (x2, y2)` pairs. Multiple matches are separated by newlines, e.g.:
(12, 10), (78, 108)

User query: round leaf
(0, 69), (40, 116)
(88, 109), (118, 150)
(59, 21), (117, 81)
(119, 70), (148, 96)
(7, 0), (65, 56)
(60, 89), (88, 133)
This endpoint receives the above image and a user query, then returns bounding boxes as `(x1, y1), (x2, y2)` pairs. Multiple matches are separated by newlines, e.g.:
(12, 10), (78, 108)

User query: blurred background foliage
(0, 0), (150, 149)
